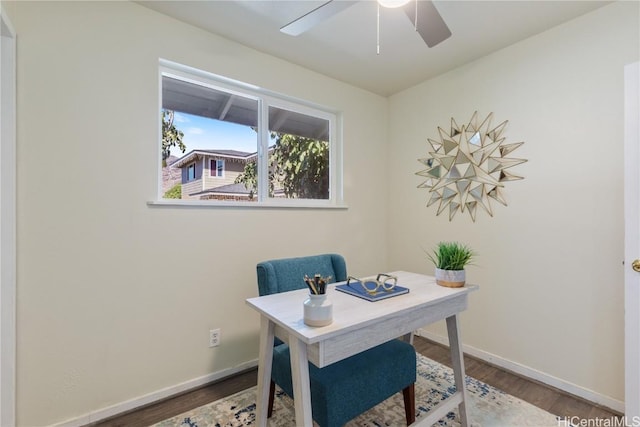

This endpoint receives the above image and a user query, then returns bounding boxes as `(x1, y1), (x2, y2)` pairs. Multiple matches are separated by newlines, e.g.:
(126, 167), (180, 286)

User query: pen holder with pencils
(303, 293), (333, 327)
(303, 274), (333, 327)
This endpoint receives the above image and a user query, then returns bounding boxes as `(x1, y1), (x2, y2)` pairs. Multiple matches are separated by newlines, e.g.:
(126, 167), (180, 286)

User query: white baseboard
(416, 329), (625, 414)
(50, 359), (259, 427)
(50, 331), (625, 426)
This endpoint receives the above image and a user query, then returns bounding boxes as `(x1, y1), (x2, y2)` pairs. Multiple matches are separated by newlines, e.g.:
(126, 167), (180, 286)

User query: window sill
(147, 199), (349, 210)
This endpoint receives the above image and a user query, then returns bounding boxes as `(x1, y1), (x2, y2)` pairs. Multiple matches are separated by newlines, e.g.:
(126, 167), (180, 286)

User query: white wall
(388, 1), (639, 407)
(9, 2), (389, 425)
(8, 0), (639, 425)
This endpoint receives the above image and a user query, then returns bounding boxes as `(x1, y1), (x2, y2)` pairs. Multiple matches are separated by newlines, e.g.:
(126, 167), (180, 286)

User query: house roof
(172, 149), (256, 169)
(189, 183), (286, 198)
(190, 182), (252, 197)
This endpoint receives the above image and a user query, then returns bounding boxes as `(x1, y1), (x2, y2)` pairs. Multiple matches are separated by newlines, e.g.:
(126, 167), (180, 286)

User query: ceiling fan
(280, 0), (452, 48)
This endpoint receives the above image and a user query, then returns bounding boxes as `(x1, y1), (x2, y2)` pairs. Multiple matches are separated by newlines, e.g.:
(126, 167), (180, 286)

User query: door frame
(0, 5), (16, 426)
(624, 60), (640, 421)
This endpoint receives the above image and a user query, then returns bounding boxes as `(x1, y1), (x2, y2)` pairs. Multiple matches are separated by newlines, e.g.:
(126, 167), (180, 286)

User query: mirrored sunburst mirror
(416, 111), (526, 221)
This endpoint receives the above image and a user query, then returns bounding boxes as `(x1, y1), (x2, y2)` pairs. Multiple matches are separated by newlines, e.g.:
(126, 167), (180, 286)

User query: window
(210, 159), (224, 177)
(158, 60), (342, 207)
(187, 163), (196, 182)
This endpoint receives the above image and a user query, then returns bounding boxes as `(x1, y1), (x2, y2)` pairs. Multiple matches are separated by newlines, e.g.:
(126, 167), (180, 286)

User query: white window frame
(210, 159), (224, 178)
(152, 59), (344, 209)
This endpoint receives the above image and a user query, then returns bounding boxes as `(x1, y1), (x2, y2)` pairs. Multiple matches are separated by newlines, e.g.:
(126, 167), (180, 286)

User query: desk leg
(289, 334), (313, 426)
(255, 317), (274, 427)
(446, 314), (469, 427)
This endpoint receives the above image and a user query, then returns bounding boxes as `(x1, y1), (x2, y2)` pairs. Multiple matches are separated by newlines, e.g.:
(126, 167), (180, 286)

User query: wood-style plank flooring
(90, 336), (621, 427)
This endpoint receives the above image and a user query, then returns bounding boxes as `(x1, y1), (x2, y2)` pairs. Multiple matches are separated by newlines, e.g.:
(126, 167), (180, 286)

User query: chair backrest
(256, 254), (347, 296)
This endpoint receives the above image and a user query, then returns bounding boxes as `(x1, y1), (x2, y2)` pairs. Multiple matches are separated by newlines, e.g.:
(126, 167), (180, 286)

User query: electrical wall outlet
(209, 328), (221, 347)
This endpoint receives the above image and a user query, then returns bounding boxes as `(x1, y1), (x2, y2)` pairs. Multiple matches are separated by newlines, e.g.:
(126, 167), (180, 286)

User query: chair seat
(271, 339), (417, 427)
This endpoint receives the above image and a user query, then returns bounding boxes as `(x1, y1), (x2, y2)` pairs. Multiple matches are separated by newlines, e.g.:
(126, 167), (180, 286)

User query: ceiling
(138, 0), (610, 96)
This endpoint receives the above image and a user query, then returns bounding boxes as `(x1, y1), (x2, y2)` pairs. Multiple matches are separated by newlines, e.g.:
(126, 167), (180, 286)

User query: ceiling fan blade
(280, 1), (358, 36)
(403, 0), (451, 48)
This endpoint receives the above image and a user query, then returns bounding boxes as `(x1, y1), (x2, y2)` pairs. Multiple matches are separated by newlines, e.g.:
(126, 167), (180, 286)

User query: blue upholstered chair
(256, 254), (416, 427)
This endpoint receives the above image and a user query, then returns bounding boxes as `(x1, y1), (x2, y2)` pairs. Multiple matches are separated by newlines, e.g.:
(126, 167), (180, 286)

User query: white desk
(246, 271), (478, 427)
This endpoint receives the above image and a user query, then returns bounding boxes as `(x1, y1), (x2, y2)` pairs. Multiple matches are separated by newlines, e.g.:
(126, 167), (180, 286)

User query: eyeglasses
(346, 273), (397, 295)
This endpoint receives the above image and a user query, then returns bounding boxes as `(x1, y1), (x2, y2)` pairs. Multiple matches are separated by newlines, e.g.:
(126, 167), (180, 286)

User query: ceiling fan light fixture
(378, 0), (411, 8)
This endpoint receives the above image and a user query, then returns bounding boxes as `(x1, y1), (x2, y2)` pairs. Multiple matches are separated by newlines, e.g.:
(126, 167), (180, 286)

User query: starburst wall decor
(416, 111), (526, 221)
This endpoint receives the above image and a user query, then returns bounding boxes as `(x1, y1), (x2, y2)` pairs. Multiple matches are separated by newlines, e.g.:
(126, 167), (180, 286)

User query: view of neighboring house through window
(159, 60), (340, 205)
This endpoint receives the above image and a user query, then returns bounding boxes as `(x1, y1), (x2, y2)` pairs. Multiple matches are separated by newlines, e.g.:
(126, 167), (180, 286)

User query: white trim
(157, 66), (164, 198)
(50, 359), (259, 427)
(257, 96), (269, 203)
(201, 157), (205, 192)
(148, 199), (348, 209)
(624, 60), (640, 421)
(416, 329), (625, 414)
(0, 6), (16, 427)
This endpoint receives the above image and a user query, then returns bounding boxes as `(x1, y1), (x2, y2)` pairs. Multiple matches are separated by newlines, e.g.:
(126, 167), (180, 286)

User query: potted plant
(428, 241), (475, 288)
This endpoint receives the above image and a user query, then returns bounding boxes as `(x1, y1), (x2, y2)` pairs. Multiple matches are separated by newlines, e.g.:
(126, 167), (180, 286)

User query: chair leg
(268, 380), (275, 418)
(402, 383), (416, 425)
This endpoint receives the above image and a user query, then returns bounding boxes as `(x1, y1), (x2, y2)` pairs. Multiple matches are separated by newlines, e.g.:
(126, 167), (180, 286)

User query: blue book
(335, 282), (409, 302)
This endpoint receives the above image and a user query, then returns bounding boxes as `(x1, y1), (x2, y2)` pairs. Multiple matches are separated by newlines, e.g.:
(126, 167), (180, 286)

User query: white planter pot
(303, 293), (333, 327)
(435, 268), (466, 288)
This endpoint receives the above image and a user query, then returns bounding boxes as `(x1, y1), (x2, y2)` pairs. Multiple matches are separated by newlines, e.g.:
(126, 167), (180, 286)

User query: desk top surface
(246, 271), (478, 344)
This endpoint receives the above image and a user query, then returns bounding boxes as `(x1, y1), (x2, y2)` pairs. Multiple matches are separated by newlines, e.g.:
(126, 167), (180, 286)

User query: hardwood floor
(413, 338), (622, 423)
(90, 336), (621, 427)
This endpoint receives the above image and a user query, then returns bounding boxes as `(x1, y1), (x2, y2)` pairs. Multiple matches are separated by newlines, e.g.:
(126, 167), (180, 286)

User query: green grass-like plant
(163, 183), (181, 199)
(428, 241), (475, 271)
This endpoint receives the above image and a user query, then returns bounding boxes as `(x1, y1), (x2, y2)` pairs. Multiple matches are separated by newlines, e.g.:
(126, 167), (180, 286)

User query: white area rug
(152, 354), (561, 427)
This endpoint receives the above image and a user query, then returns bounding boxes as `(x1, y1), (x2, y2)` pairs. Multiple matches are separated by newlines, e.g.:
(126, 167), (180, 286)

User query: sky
(169, 111), (258, 158)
